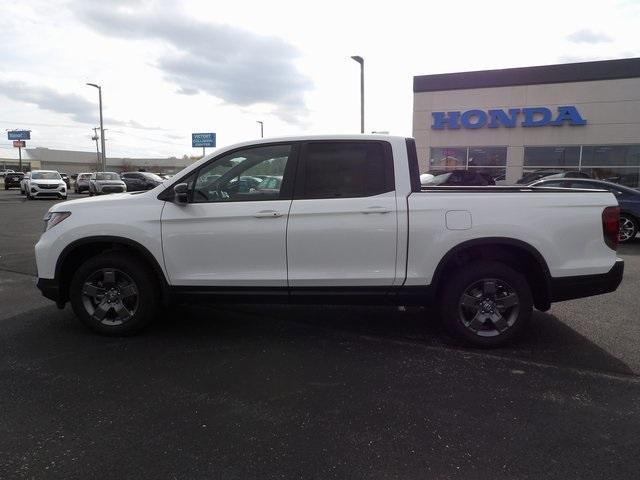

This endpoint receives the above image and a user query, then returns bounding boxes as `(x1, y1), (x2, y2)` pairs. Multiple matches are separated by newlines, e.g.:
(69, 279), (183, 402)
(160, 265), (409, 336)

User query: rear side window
(296, 141), (394, 199)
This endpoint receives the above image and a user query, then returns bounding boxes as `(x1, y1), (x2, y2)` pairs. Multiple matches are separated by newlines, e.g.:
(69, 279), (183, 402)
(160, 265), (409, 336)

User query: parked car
(89, 172), (127, 196)
(22, 170), (67, 200)
(4, 171), (24, 190)
(0, 168), (15, 177)
(531, 177), (640, 243)
(35, 135), (623, 348)
(419, 173), (435, 185)
(74, 173), (92, 193)
(120, 171), (163, 191)
(517, 170), (589, 185)
(423, 170), (496, 186)
(59, 173), (71, 188)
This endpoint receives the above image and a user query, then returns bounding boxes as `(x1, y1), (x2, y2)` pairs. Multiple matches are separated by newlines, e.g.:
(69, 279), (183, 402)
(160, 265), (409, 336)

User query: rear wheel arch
(431, 238), (551, 311)
(55, 236), (168, 304)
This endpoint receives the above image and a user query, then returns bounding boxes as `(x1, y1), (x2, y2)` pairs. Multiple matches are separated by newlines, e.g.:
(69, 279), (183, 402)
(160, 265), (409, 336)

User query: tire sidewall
(440, 261), (533, 348)
(70, 253), (159, 335)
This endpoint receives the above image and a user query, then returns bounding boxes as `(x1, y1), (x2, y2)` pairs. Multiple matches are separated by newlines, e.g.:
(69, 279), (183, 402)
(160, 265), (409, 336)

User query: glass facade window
(468, 147), (507, 168)
(429, 147), (467, 171)
(429, 146), (507, 181)
(581, 145), (640, 167)
(523, 146), (580, 167)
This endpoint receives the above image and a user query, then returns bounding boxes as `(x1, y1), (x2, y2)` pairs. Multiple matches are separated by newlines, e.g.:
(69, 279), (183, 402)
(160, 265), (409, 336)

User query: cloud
(0, 79), (163, 130)
(566, 29), (613, 44)
(0, 79), (98, 124)
(71, 2), (311, 123)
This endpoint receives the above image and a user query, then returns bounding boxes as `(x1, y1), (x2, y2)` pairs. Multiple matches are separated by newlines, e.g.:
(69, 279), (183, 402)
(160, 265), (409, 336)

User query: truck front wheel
(440, 261), (533, 348)
(69, 253), (159, 335)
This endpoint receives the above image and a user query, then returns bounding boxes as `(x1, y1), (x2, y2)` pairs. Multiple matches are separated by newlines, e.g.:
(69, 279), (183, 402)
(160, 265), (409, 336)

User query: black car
(4, 171), (24, 190)
(120, 172), (163, 191)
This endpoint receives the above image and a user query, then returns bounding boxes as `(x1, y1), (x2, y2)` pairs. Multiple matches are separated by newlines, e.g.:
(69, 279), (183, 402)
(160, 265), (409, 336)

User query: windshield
(31, 171), (61, 180)
(96, 172), (120, 181)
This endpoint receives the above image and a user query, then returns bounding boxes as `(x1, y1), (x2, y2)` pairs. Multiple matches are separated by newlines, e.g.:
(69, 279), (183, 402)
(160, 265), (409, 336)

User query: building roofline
(413, 57), (640, 93)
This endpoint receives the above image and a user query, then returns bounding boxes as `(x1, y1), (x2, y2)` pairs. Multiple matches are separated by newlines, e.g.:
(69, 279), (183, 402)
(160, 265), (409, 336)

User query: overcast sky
(1, 0), (639, 159)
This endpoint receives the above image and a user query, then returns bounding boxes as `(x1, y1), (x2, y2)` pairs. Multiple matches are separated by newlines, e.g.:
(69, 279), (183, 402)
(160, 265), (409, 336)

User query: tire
(440, 261), (533, 348)
(4, 185), (8, 190)
(70, 253), (159, 335)
(619, 214), (638, 244)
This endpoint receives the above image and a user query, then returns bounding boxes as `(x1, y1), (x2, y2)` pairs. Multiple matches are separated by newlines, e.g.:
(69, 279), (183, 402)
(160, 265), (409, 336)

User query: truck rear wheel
(69, 253), (159, 335)
(440, 261), (532, 347)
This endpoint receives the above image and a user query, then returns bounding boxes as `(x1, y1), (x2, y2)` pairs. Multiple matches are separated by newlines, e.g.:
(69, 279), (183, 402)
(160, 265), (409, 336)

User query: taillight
(602, 206), (620, 251)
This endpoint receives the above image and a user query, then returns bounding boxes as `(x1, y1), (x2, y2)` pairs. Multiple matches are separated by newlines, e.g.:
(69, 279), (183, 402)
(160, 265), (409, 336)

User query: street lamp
(351, 55), (364, 134)
(256, 120), (264, 138)
(86, 83), (106, 171)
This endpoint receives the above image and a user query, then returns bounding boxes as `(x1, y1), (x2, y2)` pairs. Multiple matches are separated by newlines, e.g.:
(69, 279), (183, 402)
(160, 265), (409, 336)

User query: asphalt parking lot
(1, 187), (639, 479)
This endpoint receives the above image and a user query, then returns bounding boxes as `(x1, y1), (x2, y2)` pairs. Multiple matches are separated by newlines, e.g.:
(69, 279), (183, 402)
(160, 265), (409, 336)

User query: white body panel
(287, 192), (398, 286)
(161, 199), (291, 286)
(35, 190), (166, 280)
(405, 190), (618, 285)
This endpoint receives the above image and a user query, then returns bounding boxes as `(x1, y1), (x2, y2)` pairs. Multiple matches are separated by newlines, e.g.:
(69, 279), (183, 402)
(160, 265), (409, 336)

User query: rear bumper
(550, 259), (624, 302)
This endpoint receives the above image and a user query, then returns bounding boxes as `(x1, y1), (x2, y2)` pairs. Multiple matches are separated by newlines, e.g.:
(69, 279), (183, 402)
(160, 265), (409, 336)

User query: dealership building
(413, 57), (640, 187)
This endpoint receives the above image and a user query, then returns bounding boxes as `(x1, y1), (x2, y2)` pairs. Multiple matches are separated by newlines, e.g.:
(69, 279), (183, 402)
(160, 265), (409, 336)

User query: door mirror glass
(174, 183), (189, 203)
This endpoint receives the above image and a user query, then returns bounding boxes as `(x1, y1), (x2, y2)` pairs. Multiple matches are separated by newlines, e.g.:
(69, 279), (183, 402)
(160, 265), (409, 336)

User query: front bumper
(31, 185), (66, 197)
(550, 258), (624, 302)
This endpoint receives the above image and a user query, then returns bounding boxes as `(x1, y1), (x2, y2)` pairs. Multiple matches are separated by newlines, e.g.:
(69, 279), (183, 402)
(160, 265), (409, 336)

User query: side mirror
(174, 183), (189, 204)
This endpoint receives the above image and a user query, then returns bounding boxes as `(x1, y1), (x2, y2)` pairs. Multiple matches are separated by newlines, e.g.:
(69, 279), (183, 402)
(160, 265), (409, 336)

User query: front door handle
(360, 206), (392, 214)
(254, 210), (283, 218)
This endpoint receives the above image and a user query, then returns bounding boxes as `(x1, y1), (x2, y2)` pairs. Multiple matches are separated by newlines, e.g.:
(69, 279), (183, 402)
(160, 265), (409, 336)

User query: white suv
(23, 170), (67, 200)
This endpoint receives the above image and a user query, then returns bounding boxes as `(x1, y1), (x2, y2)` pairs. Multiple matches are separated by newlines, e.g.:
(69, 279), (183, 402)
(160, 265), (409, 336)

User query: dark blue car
(531, 177), (640, 243)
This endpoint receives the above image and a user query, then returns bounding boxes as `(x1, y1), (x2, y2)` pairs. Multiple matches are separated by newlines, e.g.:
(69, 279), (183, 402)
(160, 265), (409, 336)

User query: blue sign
(431, 106), (586, 130)
(192, 132), (216, 148)
(7, 130), (30, 140)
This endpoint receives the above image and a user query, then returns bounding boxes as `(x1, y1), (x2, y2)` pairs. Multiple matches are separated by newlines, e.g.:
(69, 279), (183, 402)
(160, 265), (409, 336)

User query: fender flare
(430, 237), (552, 310)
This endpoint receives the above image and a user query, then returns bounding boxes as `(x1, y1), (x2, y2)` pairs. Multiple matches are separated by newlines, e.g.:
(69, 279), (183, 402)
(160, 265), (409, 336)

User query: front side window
(191, 144), (292, 203)
(298, 141), (393, 199)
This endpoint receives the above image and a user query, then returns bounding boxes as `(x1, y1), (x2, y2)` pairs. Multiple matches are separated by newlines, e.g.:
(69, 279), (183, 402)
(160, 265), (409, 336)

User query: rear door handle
(360, 206), (392, 214)
(254, 210), (283, 218)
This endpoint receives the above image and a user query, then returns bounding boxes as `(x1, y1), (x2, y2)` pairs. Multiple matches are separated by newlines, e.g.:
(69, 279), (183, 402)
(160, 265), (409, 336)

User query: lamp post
(86, 83), (106, 171)
(256, 120), (264, 138)
(350, 55), (364, 134)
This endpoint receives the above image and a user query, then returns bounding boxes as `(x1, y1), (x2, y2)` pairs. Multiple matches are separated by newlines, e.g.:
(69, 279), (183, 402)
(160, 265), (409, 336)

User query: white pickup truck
(35, 135), (624, 347)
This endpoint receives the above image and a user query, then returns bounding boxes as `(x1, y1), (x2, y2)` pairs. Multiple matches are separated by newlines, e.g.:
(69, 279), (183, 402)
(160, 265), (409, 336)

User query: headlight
(43, 211), (71, 231)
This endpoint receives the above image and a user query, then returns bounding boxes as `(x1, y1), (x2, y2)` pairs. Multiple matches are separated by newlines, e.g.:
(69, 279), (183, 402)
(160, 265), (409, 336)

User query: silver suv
(89, 172), (127, 196)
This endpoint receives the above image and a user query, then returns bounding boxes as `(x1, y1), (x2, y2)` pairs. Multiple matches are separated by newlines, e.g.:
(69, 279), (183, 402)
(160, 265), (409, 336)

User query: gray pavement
(1, 188), (639, 479)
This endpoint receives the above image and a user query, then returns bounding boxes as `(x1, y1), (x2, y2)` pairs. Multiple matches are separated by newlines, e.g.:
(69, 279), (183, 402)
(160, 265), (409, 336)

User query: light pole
(256, 120), (264, 138)
(351, 55), (364, 134)
(87, 83), (106, 171)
